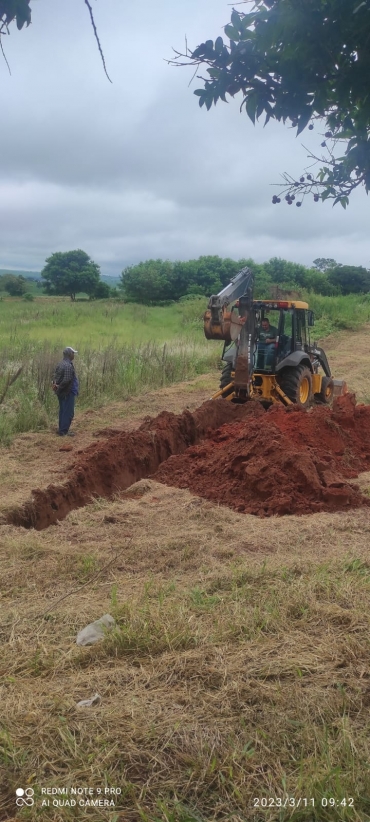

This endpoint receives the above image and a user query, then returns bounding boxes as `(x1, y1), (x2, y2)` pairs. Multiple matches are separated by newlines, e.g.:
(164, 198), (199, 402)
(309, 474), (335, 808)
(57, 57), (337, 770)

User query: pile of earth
(6, 394), (370, 529)
(6, 400), (257, 530)
(154, 394), (370, 516)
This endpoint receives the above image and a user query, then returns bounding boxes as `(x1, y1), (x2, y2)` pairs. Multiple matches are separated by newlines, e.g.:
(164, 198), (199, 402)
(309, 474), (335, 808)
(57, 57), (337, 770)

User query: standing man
(53, 347), (79, 437)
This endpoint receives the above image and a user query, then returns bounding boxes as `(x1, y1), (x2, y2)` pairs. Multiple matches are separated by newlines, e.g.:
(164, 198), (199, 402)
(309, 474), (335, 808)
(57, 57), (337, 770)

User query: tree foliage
(172, 0), (370, 207)
(119, 254), (369, 304)
(120, 257), (238, 304)
(90, 280), (112, 300)
(41, 250), (101, 301)
(0, 0), (31, 35)
(0, 0), (111, 80)
(0, 273), (27, 296)
(313, 258), (338, 272)
(327, 264), (370, 294)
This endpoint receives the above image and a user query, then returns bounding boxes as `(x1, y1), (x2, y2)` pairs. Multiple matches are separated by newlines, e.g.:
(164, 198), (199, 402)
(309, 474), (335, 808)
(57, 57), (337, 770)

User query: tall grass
(303, 292), (370, 337)
(0, 295), (206, 346)
(0, 297), (217, 442)
(0, 293), (369, 443)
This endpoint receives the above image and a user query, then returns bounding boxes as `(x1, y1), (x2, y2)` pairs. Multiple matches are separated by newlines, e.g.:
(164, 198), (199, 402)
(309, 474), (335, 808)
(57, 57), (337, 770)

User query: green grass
(0, 297), (219, 443)
(0, 295), (206, 346)
(0, 292), (369, 443)
(303, 292), (370, 337)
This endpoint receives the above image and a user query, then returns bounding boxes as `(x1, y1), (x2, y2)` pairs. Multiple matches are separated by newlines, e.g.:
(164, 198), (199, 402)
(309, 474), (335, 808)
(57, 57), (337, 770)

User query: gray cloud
(1, 0), (369, 275)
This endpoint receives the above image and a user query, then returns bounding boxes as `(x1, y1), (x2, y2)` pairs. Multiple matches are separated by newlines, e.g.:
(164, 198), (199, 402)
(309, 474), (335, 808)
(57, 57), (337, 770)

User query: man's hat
(63, 347), (78, 355)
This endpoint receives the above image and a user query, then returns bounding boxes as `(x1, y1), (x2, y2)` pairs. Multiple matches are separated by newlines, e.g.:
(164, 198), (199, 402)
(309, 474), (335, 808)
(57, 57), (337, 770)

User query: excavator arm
(204, 266), (256, 397)
(203, 267), (255, 342)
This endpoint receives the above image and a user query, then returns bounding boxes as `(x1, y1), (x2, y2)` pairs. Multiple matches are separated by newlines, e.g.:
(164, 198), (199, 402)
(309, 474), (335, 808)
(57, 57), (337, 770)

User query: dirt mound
(6, 401), (259, 530)
(154, 395), (370, 516)
(6, 394), (370, 529)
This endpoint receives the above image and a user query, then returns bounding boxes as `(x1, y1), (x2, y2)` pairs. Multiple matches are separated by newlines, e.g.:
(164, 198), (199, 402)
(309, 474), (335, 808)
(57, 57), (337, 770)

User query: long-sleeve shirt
(54, 358), (76, 398)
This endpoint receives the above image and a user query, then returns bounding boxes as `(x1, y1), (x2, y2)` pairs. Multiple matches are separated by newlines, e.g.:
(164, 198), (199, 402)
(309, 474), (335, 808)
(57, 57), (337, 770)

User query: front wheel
(315, 375), (334, 405)
(277, 365), (313, 408)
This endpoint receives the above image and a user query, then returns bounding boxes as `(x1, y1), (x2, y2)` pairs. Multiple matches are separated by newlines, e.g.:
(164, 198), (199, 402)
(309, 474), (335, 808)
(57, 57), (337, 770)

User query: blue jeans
(58, 393), (75, 435)
(256, 342), (275, 369)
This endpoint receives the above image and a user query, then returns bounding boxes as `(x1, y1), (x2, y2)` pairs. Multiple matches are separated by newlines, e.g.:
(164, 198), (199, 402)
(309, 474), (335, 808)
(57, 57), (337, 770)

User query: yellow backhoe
(204, 266), (346, 407)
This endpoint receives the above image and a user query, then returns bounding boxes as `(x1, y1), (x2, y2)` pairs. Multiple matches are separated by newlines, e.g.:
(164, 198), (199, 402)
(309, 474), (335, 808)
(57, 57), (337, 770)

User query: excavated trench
(6, 394), (370, 530)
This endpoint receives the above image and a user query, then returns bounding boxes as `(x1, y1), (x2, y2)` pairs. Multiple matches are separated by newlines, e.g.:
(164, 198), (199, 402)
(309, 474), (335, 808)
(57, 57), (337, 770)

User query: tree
(0, 0), (111, 81)
(1, 273), (27, 296)
(313, 258), (338, 272)
(172, 0), (370, 207)
(327, 265), (370, 294)
(262, 257), (339, 294)
(264, 257), (311, 287)
(91, 280), (112, 300)
(0, 0), (30, 37)
(41, 250), (101, 301)
(120, 260), (175, 304)
(120, 256), (242, 303)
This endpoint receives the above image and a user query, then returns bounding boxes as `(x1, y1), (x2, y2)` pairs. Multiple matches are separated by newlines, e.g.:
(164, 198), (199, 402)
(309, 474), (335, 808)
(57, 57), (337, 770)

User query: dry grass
(0, 375), (215, 515)
(2, 333), (370, 821)
(2, 480), (370, 821)
(319, 325), (370, 403)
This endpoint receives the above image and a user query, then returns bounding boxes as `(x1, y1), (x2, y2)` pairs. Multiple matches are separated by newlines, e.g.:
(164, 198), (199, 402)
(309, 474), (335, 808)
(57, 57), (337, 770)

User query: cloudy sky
(1, 0), (369, 275)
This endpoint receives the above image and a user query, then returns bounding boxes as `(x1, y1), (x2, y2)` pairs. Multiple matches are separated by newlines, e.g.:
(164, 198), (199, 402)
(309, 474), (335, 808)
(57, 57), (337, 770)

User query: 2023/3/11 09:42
(253, 797), (354, 809)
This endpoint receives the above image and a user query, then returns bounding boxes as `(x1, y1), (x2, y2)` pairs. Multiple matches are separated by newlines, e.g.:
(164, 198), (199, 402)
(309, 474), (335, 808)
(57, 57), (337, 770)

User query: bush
(23, 292), (34, 302)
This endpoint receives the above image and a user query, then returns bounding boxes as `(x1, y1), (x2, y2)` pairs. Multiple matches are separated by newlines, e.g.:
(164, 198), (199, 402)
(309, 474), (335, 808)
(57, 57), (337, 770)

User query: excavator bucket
(333, 379), (348, 397)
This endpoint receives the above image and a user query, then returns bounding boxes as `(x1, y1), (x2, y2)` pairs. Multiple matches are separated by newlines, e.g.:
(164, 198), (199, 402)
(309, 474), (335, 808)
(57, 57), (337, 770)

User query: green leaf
(296, 108), (312, 136)
(15, 0), (31, 30)
(240, 13), (258, 30)
(231, 9), (241, 30)
(245, 93), (257, 123)
(224, 24), (240, 41)
(207, 68), (221, 79)
(215, 36), (224, 54)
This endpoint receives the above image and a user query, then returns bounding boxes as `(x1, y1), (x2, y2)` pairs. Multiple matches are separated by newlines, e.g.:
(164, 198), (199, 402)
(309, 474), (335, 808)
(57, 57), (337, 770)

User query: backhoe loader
(204, 266), (346, 407)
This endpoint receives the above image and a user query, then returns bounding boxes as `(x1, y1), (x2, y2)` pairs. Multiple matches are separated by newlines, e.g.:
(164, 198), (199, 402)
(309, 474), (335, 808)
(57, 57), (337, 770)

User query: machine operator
(257, 318), (278, 369)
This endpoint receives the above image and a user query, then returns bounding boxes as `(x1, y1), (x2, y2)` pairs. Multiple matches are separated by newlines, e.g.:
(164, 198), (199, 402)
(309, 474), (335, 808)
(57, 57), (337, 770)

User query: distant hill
(101, 275), (121, 287)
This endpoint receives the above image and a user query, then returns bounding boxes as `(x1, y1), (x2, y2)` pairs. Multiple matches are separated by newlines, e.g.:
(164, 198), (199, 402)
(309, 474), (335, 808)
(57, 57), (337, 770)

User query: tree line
(2, 251), (370, 303)
(119, 256), (370, 304)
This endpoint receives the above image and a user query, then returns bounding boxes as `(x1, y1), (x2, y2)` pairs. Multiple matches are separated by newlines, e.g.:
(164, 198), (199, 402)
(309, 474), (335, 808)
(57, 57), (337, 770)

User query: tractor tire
(277, 365), (313, 408)
(220, 362), (233, 390)
(315, 375), (334, 405)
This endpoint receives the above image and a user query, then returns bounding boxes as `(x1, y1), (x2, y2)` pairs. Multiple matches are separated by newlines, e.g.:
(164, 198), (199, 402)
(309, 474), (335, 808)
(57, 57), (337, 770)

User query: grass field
(1, 323), (370, 820)
(0, 296), (207, 347)
(0, 291), (370, 445)
(0, 297), (217, 444)
(1, 346), (370, 820)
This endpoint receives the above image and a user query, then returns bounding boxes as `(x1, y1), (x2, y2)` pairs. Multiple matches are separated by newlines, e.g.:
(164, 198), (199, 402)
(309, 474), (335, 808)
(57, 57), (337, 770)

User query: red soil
(6, 394), (370, 529)
(154, 394), (370, 516)
(7, 401), (256, 530)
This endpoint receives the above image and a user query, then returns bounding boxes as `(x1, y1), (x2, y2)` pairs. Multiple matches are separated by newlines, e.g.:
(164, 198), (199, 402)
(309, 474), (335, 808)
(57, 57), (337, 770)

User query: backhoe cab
(203, 266), (346, 407)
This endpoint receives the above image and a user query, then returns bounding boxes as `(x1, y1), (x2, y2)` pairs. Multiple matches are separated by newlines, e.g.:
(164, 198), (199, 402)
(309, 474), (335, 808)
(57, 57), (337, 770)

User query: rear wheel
(277, 365), (313, 408)
(315, 375), (334, 405)
(220, 362), (233, 390)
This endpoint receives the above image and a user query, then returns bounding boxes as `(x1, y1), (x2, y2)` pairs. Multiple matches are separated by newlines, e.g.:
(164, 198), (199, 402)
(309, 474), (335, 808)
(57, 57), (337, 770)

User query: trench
(6, 394), (370, 530)
(5, 401), (256, 531)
